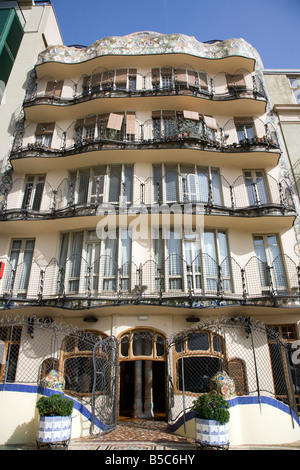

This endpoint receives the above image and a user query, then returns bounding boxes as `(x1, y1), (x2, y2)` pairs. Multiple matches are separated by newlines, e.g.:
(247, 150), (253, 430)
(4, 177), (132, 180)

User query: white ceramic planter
(37, 416), (72, 444)
(195, 418), (229, 447)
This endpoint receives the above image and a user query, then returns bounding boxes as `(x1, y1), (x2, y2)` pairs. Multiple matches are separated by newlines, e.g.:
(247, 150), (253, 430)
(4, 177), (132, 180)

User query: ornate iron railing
(0, 315), (299, 436)
(23, 70), (266, 106)
(0, 171), (294, 221)
(0, 252), (299, 308)
(167, 317), (300, 425)
(10, 117), (280, 162)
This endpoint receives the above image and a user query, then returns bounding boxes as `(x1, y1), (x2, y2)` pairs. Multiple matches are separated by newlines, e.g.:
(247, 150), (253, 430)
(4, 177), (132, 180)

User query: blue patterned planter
(37, 416), (72, 443)
(196, 418), (229, 447)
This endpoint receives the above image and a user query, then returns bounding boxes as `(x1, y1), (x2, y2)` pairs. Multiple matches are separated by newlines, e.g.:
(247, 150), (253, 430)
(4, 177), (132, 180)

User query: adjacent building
(0, 9), (299, 446)
(0, 0), (62, 172)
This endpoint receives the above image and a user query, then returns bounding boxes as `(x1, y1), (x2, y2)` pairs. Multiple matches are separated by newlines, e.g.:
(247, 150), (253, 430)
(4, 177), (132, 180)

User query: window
(197, 167), (222, 205)
(174, 330), (225, 394)
(69, 164), (133, 206)
(59, 232), (83, 293)
(58, 229), (132, 295)
(253, 235), (286, 292)
(243, 170), (269, 206)
(184, 232), (201, 291)
(114, 69), (137, 92)
(0, 326), (22, 383)
(22, 175), (45, 211)
(167, 230), (183, 290)
(182, 111), (204, 136)
(61, 330), (107, 395)
(226, 73), (246, 94)
(235, 118), (255, 144)
(152, 110), (176, 139)
(108, 165), (133, 204)
(119, 330), (165, 360)
(75, 112), (136, 144)
(102, 229), (131, 292)
(82, 69), (137, 95)
(203, 230), (231, 292)
(7, 239), (35, 295)
(152, 229), (231, 294)
(45, 80), (63, 98)
(289, 77), (300, 104)
(35, 123), (54, 147)
(161, 67), (173, 89)
(153, 163), (222, 206)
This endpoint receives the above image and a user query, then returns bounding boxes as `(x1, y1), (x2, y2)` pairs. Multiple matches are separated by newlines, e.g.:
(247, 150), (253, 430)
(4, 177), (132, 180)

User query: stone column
(133, 360), (143, 418)
(144, 360), (154, 418)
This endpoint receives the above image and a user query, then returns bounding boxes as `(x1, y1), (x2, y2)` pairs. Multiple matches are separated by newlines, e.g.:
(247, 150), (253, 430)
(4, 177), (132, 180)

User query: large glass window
(235, 118), (255, 143)
(61, 330), (107, 395)
(153, 229), (231, 294)
(154, 164), (222, 205)
(58, 229), (132, 295)
(174, 330), (224, 394)
(244, 170), (269, 206)
(203, 230), (231, 292)
(22, 175), (45, 211)
(8, 239), (35, 295)
(253, 235), (286, 292)
(69, 164), (133, 206)
(35, 123), (54, 147)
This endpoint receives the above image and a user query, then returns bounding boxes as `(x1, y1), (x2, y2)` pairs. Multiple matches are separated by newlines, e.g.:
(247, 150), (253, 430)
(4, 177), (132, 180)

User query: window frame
(173, 330), (225, 396)
(289, 77), (300, 104)
(59, 329), (108, 396)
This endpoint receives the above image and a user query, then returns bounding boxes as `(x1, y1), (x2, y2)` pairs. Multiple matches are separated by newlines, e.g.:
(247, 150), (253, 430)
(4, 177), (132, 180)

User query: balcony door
(244, 170), (269, 206)
(22, 175), (45, 211)
(8, 239), (35, 295)
(253, 235), (287, 293)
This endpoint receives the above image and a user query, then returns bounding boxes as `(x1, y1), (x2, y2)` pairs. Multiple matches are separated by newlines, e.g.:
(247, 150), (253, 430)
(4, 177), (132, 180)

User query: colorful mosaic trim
(168, 395), (300, 434)
(0, 383), (105, 432)
(36, 32), (260, 66)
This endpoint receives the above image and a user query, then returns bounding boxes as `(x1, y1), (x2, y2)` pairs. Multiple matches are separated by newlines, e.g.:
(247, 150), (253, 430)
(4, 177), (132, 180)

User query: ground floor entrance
(118, 328), (167, 421)
(119, 360), (167, 420)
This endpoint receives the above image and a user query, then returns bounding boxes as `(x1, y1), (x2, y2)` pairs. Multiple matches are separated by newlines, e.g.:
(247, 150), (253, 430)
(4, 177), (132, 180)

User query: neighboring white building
(0, 0), (63, 172)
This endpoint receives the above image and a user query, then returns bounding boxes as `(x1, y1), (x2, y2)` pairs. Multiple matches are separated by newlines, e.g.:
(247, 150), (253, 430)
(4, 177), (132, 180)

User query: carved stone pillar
(133, 360), (143, 418)
(144, 360), (154, 418)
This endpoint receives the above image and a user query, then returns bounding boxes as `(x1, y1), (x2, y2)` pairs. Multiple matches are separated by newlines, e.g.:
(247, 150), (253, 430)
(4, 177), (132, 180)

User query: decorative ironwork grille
(166, 317), (300, 428)
(0, 314), (299, 437)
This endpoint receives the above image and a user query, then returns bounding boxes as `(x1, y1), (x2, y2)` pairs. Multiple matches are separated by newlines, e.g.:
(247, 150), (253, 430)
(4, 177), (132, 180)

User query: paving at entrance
(67, 420), (300, 451)
(69, 420), (197, 450)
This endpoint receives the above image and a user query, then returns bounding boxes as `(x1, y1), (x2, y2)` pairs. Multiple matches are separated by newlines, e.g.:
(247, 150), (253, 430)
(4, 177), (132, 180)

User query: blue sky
(50, 0), (300, 69)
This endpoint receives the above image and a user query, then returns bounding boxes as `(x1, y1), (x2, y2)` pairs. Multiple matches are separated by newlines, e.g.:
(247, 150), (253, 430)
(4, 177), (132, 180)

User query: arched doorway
(118, 328), (167, 420)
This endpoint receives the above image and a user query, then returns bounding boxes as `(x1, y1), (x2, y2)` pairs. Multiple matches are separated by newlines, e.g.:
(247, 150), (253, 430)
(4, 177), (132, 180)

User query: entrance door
(118, 329), (167, 420)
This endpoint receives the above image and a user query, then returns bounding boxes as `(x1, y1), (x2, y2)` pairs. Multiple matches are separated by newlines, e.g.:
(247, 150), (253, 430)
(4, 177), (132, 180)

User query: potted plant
(36, 393), (74, 449)
(191, 392), (230, 448)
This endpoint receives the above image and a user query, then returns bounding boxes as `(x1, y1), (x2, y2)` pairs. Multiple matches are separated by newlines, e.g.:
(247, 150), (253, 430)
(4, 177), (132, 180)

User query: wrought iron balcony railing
(0, 172), (294, 221)
(0, 252), (299, 308)
(10, 117), (280, 162)
(23, 69), (267, 107)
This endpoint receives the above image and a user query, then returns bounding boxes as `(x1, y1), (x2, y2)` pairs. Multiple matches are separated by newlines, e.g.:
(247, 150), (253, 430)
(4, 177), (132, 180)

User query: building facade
(0, 25), (300, 445)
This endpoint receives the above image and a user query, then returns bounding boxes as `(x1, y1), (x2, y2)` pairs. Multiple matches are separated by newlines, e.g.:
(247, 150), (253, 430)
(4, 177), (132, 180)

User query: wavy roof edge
(36, 32), (262, 67)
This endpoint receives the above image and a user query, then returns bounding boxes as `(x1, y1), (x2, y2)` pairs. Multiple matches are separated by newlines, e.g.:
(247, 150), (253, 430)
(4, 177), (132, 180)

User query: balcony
(23, 69), (267, 122)
(0, 171), (295, 224)
(10, 116), (281, 172)
(0, 252), (299, 309)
